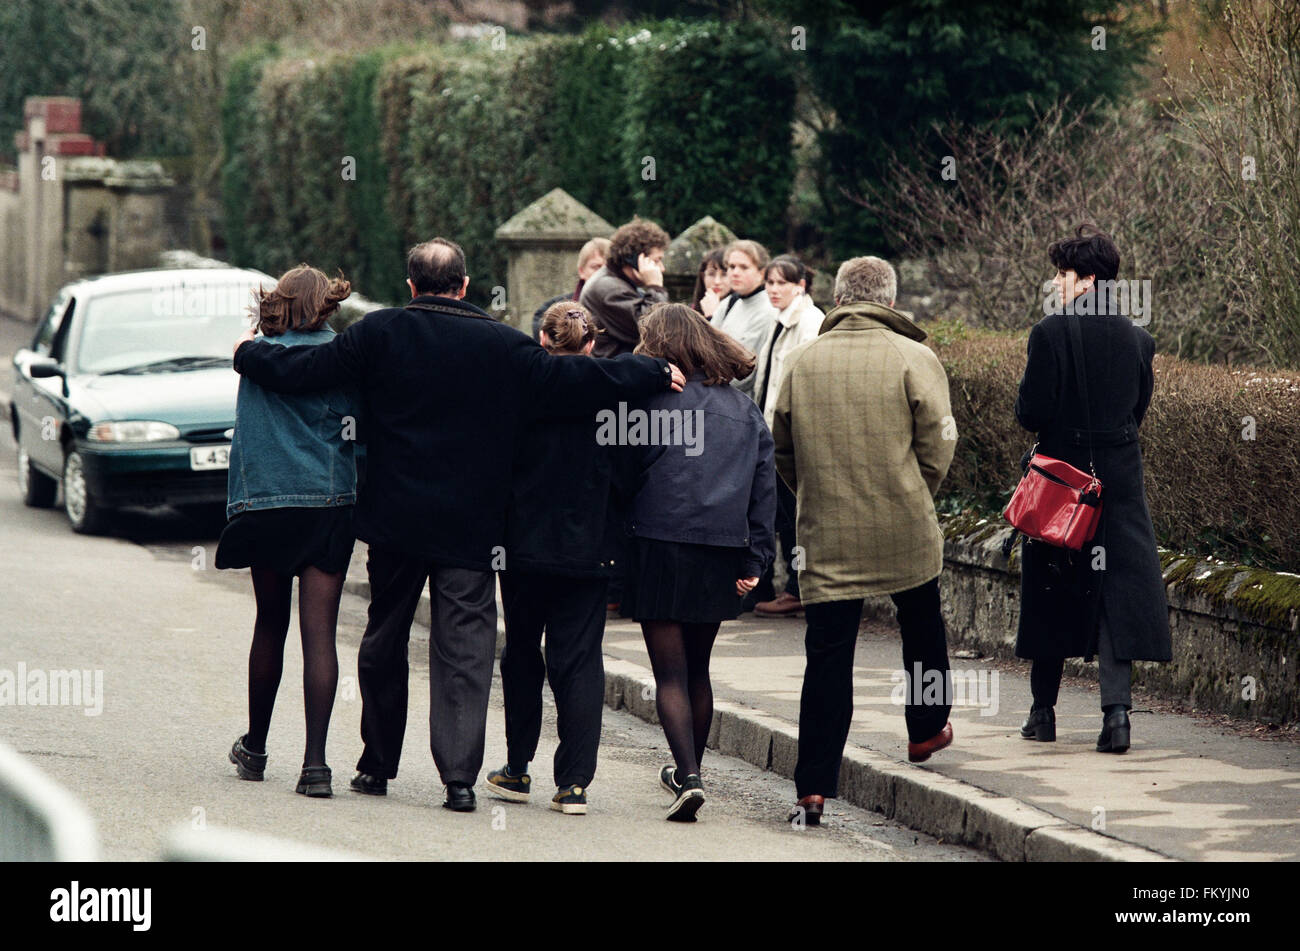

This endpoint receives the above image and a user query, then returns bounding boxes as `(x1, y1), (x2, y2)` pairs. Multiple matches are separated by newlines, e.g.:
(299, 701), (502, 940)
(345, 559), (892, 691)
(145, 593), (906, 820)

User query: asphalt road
(0, 418), (983, 862)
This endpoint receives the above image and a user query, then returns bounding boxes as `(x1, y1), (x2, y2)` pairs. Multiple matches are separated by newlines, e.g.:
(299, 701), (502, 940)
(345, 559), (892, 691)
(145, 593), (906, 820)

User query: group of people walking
(221, 220), (1170, 825)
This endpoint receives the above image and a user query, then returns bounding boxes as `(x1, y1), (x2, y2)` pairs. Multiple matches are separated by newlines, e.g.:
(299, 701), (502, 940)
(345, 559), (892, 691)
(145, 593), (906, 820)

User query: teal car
(9, 267), (272, 533)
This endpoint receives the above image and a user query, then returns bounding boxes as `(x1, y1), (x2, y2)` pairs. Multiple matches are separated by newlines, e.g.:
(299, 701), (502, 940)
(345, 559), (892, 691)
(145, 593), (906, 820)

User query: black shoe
(349, 772), (387, 796)
(229, 735), (266, 781)
(296, 765), (332, 798)
(1097, 708), (1131, 753)
(443, 783), (477, 812)
(550, 784), (588, 815)
(1020, 706), (1056, 742)
(485, 764), (531, 803)
(659, 763), (683, 797)
(666, 774), (705, 822)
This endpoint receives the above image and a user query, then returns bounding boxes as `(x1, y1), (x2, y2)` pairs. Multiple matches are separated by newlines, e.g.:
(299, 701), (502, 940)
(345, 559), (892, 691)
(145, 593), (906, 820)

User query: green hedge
(219, 43), (279, 270)
(622, 20), (797, 241)
(220, 21), (797, 308)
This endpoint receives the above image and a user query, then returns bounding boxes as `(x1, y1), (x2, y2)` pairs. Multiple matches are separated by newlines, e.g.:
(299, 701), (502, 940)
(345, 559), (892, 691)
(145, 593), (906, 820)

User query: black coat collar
(406, 295), (495, 321)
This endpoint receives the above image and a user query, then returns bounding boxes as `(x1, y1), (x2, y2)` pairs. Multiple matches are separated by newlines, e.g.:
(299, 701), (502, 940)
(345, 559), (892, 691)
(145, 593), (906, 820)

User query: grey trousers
(356, 548), (496, 785)
(1029, 606), (1132, 711)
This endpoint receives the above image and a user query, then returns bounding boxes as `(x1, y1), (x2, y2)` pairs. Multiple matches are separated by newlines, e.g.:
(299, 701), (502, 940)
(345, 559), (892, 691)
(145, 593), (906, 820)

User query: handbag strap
(1064, 313), (1097, 479)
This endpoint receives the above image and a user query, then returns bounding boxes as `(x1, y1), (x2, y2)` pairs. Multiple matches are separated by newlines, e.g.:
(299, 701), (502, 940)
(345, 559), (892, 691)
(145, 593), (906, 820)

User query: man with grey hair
(772, 254), (957, 825)
(833, 255), (897, 307)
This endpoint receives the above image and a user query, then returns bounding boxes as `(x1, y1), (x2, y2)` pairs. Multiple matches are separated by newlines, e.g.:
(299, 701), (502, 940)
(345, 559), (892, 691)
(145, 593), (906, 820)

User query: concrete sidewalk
(600, 610), (1300, 862)
(343, 541), (1299, 862)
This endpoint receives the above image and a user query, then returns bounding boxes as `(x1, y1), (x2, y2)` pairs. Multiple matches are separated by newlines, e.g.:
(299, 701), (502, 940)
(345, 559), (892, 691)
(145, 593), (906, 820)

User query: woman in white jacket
(750, 254), (825, 617)
(710, 240), (778, 400)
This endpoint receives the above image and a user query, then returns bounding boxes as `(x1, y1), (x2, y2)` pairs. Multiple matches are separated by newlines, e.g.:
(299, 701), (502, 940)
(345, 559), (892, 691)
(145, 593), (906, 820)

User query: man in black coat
(1013, 225), (1171, 754)
(233, 238), (683, 810)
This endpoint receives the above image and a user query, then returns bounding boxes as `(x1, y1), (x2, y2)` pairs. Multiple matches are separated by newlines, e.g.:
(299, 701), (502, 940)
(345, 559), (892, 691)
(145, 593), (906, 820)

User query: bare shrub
(1170, 0), (1300, 366)
(856, 101), (1258, 363)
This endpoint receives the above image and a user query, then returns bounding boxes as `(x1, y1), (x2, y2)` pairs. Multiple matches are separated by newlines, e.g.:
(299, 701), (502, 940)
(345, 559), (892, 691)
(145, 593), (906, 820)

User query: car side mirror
(27, 358), (65, 379)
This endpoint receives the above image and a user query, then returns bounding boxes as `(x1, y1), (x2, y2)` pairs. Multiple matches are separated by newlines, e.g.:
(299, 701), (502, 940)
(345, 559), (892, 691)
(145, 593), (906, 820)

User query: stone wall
(869, 516), (1300, 724)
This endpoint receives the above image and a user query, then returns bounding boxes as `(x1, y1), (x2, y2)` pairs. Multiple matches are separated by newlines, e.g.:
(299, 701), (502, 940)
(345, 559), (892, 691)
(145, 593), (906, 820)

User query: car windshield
(75, 282), (264, 374)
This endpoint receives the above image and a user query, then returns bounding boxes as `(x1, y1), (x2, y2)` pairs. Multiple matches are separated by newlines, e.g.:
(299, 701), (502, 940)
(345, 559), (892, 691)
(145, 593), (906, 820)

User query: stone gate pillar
(495, 188), (614, 334)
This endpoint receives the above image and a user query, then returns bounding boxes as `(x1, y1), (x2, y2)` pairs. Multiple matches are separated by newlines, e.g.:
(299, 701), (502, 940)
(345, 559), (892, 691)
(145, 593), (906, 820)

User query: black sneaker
(229, 735), (266, 781)
(659, 763), (683, 797)
(550, 784), (588, 815)
(666, 773), (705, 822)
(349, 772), (387, 796)
(485, 764), (532, 803)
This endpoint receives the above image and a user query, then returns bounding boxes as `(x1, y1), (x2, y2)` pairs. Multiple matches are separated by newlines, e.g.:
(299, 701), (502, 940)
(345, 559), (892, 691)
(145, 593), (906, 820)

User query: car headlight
(87, 421), (181, 442)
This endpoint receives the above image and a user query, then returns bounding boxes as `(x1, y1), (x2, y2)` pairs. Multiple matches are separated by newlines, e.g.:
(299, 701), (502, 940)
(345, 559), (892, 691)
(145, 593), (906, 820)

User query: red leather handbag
(1003, 452), (1102, 550)
(1003, 314), (1103, 551)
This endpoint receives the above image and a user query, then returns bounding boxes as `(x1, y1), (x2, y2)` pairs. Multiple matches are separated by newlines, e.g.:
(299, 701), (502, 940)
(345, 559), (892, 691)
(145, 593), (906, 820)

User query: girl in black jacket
(485, 302), (627, 816)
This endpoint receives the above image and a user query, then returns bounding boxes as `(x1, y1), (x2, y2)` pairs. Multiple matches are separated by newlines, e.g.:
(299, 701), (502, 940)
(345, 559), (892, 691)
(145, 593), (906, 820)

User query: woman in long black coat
(1013, 225), (1171, 753)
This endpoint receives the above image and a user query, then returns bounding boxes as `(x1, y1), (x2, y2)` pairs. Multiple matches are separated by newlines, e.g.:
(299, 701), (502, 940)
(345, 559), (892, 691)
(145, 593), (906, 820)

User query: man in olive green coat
(772, 256), (957, 822)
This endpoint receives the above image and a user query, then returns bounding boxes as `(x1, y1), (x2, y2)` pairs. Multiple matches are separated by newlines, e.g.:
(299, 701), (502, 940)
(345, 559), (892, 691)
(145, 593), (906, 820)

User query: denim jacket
(226, 328), (359, 519)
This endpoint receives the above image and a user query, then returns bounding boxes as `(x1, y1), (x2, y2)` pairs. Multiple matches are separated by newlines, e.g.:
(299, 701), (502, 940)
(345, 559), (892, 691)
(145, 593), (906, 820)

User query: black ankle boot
(1019, 706), (1056, 741)
(1096, 708), (1130, 753)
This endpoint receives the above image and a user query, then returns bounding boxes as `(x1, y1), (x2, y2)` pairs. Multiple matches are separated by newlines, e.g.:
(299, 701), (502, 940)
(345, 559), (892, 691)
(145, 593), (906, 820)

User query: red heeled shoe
(907, 722), (954, 763)
(789, 794), (824, 826)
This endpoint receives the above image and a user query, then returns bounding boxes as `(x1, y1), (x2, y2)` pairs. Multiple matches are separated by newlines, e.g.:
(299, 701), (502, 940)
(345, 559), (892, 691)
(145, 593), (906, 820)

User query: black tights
(641, 620), (721, 778)
(244, 565), (344, 768)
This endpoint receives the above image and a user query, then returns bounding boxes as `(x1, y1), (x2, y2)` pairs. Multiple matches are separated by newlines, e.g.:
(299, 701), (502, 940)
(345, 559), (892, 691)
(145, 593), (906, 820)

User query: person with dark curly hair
(579, 217), (671, 358)
(220, 264), (358, 800)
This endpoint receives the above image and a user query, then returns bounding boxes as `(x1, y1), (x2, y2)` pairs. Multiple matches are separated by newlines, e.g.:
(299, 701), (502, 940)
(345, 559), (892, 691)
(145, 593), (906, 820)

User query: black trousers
(499, 571), (607, 788)
(753, 478), (800, 602)
(794, 577), (952, 798)
(355, 547), (496, 786)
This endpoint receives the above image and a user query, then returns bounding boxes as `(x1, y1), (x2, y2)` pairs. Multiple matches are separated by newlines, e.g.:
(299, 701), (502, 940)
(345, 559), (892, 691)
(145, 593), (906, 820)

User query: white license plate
(190, 445), (230, 471)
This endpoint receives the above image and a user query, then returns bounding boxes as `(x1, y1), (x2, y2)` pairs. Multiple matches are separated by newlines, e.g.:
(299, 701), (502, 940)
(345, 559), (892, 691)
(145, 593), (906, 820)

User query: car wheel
(63, 450), (110, 534)
(17, 446), (58, 508)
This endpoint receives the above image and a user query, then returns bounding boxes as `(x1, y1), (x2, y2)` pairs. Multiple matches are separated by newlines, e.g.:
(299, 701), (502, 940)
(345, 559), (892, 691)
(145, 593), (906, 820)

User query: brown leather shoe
(907, 722), (954, 763)
(789, 794), (824, 826)
(755, 592), (804, 618)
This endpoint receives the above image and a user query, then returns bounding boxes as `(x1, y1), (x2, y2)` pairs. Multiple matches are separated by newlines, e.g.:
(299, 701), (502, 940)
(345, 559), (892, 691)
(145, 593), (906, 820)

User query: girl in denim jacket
(219, 265), (358, 798)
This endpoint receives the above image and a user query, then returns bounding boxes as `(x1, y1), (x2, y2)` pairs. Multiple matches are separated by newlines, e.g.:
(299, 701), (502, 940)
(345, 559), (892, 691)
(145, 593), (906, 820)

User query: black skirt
(215, 505), (355, 576)
(619, 536), (744, 624)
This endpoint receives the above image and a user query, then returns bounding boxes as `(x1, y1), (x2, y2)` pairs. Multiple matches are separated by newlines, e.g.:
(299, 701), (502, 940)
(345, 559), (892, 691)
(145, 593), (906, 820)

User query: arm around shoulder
(234, 319), (368, 393)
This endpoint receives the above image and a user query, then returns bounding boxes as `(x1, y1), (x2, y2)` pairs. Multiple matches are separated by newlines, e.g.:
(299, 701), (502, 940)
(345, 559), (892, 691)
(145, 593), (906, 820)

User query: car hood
(71, 366), (239, 427)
